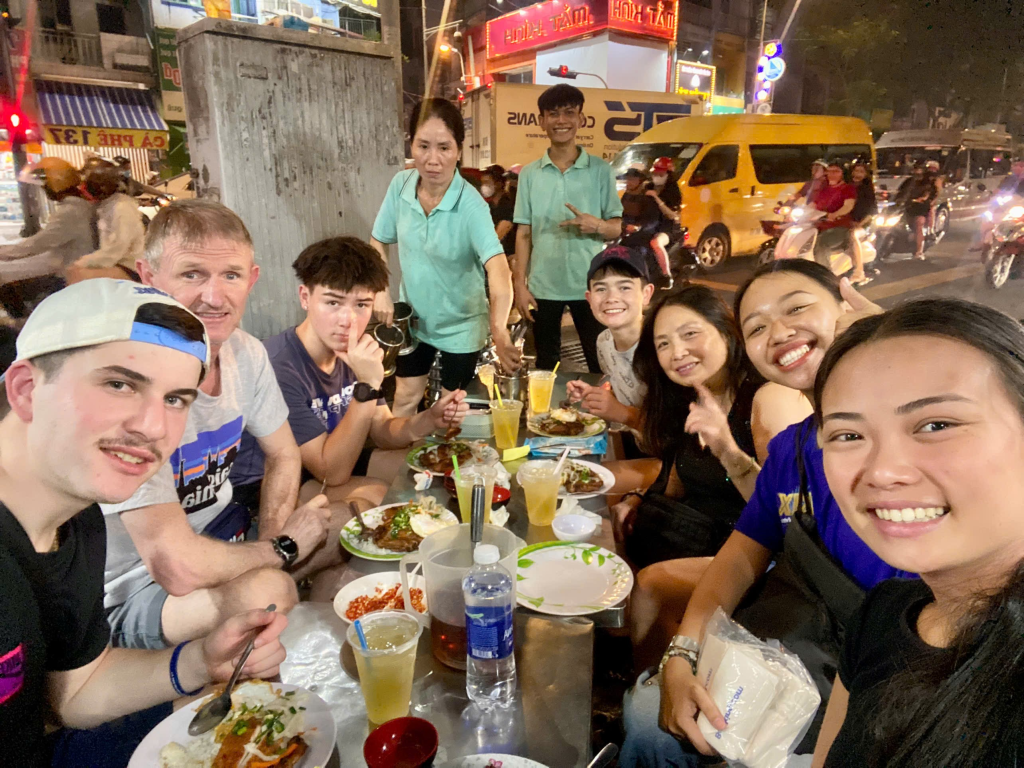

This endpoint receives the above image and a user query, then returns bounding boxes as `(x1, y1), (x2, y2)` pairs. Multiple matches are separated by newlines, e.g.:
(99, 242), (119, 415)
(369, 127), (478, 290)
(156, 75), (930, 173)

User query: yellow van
(612, 115), (875, 269)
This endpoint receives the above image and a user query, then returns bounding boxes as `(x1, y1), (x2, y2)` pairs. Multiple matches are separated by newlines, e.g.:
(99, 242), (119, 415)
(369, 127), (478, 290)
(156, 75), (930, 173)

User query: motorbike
(757, 202), (800, 265)
(873, 201), (945, 261)
(620, 222), (697, 289)
(772, 206), (877, 276)
(984, 204), (1024, 290)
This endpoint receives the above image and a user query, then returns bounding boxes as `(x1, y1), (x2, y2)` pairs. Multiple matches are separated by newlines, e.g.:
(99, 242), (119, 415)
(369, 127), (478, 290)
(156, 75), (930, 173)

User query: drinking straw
(353, 618), (369, 650)
(552, 361), (560, 375)
(452, 454), (462, 482)
(493, 382), (504, 407)
(553, 445), (572, 477)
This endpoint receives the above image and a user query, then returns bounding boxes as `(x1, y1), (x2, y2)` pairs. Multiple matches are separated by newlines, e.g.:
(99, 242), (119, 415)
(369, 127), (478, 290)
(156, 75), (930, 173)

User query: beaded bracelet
(170, 641), (204, 697)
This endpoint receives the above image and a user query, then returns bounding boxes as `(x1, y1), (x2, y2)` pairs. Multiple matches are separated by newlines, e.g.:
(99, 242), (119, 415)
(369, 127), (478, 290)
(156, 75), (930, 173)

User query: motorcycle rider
(0, 158), (94, 289)
(896, 163), (936, 260)
(65, 157), (146, 283)
(848, 161), (877, 285)
(789, 159), (829, 207)
(811, 161), (858, 271)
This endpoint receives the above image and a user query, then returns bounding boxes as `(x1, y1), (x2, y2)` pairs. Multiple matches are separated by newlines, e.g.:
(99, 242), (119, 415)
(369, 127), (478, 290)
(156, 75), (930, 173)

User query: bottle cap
(473, 544), (500, 565)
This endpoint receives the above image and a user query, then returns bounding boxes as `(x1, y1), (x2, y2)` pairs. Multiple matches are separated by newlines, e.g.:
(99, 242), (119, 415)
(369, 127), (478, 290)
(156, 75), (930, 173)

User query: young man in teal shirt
(512, 84), (624, 371)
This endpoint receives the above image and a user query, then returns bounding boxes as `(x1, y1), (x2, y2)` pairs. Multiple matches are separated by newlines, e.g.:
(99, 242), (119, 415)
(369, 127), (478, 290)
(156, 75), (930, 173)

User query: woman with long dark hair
(371, 99), (519, 415)
(812, 298), (1024, 767)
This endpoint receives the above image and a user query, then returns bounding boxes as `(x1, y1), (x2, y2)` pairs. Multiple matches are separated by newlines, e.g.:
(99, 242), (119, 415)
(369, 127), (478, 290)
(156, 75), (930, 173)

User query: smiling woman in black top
(812, 298), (1024, 768)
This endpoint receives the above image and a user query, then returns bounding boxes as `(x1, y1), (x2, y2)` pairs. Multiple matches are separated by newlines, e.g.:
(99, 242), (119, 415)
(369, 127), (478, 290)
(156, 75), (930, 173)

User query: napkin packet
(556, 495), (603, 532)
(696, 608), (821, 768)
(525, 434), (608, 458)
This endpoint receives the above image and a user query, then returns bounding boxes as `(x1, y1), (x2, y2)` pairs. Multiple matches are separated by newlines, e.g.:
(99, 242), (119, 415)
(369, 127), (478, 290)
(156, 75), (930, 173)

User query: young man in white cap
(101, 199), (333, 651)
(0, 279), (290, 767)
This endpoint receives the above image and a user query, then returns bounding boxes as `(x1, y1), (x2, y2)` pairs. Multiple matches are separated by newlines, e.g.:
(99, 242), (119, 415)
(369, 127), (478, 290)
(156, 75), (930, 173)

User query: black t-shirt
(851, 179), (877, 222)
(826, 578), (939, 767)
(0, 503), (111, 767)
(490, 195), (516, 256)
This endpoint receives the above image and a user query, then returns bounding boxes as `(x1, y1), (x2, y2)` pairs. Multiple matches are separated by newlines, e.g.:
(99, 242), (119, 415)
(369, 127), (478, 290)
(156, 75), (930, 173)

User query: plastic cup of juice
(528, 370), (557, 416)
(454, 464), (497, 524)
(347, 611), (423, 728)
(519, 460), (562, 527)
(490, 400), (523, 452)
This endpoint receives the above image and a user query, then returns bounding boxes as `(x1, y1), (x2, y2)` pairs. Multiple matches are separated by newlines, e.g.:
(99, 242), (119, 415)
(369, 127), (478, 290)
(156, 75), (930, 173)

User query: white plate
(407, 440), (501, 473)
(441, 755), (549, 768)
(128, 683), (336, 768)
(516, 459), (614, 500)
(332, 571), (428, 624)
(339, 502), (459, 561)
(527, 413), (606, 438)
(516, 542), (633, 617)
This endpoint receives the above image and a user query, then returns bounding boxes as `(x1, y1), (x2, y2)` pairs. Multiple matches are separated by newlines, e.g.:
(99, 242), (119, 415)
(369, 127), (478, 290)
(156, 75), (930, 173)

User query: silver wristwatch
(658, 635), (700, 676)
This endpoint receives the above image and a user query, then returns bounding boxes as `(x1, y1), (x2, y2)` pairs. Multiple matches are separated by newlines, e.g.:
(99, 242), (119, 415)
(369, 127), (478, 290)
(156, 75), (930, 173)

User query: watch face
(353, 382), (378, 402)
(276, 536), (298, 559)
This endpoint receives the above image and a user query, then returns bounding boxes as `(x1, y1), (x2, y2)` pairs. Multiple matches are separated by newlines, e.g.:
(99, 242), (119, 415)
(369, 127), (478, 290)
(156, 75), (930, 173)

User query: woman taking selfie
(813, 299), (1024, 767)
(619, 261), (914, 768)
(371, 99), (519, 415)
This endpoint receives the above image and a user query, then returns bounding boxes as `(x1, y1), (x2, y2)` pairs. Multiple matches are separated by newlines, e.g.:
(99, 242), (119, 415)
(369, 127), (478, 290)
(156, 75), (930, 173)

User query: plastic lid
(474, 544), (500, 565)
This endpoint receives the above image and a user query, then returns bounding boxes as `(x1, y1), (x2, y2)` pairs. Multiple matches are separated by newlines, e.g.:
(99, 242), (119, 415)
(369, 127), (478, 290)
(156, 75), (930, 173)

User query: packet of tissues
(696, 608), (821, 768)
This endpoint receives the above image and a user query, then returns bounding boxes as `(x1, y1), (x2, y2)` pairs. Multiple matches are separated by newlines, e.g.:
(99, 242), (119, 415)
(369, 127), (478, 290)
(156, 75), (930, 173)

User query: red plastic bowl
(364, 716), (439, 768)
(442, 470), (511, 505)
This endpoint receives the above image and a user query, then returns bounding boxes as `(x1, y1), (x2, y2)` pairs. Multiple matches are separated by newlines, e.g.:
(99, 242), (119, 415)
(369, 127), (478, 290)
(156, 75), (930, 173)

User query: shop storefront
(467, 0), (679, 93)
(33, 80), (170, 185)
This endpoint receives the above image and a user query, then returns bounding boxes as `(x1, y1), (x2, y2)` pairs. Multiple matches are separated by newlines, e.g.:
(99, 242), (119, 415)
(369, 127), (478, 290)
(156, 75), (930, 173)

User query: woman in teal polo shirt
(371, 99), (519, 416)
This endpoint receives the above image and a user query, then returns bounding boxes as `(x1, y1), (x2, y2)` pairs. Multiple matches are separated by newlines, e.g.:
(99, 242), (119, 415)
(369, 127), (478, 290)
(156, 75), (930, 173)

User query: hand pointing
(559, 203), (604, 235)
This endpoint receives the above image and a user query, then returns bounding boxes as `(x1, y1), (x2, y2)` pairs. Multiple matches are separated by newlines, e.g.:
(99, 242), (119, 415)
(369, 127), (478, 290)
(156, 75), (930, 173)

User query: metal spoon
(187, 603), (276, 736)
(586, 743), (618, 768)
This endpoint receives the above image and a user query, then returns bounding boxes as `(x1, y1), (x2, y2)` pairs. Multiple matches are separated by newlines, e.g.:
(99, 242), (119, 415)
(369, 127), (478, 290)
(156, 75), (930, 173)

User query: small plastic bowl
(552, 514), (598, 542)
(363, 716), (439, 768)
(442, 471), (511, 505)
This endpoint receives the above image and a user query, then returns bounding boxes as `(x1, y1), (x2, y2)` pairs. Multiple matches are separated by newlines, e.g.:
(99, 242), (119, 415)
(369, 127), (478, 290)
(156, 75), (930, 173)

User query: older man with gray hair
(101, 199), (335, 650)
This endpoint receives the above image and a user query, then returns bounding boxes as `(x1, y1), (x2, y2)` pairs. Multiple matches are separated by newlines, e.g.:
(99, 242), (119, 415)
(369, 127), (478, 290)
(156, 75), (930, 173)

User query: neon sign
(675, 61), (715, 101)
(486, 0), (678, 59)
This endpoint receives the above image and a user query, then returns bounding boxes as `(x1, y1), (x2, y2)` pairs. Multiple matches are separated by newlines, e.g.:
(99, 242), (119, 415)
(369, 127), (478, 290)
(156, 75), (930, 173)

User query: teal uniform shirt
(372, 169), (504, 353)
(513, 147), (623, 301)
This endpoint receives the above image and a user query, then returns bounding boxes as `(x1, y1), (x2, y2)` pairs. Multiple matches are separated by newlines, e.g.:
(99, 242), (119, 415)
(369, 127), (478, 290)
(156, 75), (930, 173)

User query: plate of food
(339, 496), (459, 560)
(407, 440), (500, 473)
(516, 459), (613, 499)
(333, 571), (428, 624)
(527, 408), (606, 438)
(441, 756), (549, 768)
(131, 680), (335, 768)
(516, 541), (633, 617)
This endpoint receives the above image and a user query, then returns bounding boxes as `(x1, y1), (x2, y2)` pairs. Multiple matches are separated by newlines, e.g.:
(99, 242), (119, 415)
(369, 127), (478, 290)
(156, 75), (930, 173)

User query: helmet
(811, 158), (829, 170)
(81, 156), (124, 199)
(925, 160), (940, 171)
(18, 157), (80, 195)
(651, 157), (673, 174)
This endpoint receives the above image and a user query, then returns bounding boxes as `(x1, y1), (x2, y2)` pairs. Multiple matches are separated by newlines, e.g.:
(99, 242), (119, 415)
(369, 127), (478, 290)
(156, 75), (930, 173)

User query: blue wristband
(170, 641), (204, 697)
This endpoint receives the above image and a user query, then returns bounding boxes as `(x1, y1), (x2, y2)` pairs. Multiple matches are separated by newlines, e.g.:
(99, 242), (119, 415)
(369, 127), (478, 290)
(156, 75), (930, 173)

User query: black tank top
(672, 377), (758, 526)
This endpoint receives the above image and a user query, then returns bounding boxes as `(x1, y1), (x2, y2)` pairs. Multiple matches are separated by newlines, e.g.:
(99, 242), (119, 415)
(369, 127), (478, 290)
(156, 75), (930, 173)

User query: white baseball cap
(13, 279), (209, 376)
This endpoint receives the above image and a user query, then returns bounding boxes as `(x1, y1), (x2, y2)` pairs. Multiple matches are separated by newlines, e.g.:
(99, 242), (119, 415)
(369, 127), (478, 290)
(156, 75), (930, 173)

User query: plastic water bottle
(463, 543), (517, 709)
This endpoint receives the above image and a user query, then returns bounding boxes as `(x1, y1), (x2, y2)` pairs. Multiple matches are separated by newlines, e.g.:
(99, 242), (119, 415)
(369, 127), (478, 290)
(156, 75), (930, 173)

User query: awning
(331, 0), (380, 19)
(35, 80), (170, 151)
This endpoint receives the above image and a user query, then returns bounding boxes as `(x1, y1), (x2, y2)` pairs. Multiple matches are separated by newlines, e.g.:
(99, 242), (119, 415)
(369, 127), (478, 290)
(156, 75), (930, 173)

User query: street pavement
(693, 220), (1023, 317)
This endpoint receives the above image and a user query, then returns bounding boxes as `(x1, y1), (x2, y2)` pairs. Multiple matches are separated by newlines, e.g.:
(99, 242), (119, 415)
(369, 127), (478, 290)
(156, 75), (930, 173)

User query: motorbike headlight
(791, 207), (804, 219)
(885, 215), (902, 226)
(874, 214), (886, 226)
(997, 194), (1013, 206)
(984, 210), (994, 222)
(1005, 206), (1024, 221)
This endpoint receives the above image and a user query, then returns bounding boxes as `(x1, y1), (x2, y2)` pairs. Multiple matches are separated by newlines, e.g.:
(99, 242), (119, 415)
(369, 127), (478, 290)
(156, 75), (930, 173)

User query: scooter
(873, 201), (945, 261)
(773, 207), (877, 276)
(984, 203), (1024, 290)
(757, 202), (800, 265)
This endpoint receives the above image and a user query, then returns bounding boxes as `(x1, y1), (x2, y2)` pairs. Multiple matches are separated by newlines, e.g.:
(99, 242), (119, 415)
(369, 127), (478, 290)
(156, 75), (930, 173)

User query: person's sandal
(851, 274), (873, 286)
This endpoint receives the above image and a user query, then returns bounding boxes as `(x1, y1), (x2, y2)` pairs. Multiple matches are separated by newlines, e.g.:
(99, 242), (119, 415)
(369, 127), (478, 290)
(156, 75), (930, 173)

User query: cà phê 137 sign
(486, 0), (677, 59)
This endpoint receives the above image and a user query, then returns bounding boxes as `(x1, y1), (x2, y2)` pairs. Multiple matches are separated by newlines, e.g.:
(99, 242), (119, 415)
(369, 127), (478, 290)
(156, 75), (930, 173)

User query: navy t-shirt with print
(0, 502), (110, 767)
(233, 327), (386, 485)
(734, 416), (917, 590)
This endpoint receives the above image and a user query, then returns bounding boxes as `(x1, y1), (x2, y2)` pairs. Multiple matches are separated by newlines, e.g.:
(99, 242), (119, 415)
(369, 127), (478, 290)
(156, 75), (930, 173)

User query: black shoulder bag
(625, 452), (734, 570)
(732, 420), (866, 752)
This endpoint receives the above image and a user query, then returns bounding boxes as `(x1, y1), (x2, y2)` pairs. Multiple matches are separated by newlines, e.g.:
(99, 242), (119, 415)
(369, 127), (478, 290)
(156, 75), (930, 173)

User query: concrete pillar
(176, 14), (405, 339)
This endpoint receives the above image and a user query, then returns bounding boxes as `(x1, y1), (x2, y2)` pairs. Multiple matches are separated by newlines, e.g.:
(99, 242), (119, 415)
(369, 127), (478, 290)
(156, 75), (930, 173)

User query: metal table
(336, 371), (627, 628)
(279, 602), (595, 767)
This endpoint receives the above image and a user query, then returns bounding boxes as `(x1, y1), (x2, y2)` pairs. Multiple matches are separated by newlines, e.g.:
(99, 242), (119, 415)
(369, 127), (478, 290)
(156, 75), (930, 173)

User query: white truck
(460, 82), (704, 170)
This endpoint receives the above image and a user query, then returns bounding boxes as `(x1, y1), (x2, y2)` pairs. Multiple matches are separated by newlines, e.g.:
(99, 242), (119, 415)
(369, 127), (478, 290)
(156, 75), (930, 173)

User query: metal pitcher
(393, 301), (419, 356)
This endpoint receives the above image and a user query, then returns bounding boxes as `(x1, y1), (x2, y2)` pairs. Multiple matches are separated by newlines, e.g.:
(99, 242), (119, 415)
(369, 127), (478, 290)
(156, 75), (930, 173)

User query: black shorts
(395, 340), (480, 391)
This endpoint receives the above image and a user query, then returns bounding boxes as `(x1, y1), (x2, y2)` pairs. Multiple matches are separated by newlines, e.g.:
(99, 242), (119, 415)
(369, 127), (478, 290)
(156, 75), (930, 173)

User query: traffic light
(548, 65), (577, 80)
(1, 103), (33, 146)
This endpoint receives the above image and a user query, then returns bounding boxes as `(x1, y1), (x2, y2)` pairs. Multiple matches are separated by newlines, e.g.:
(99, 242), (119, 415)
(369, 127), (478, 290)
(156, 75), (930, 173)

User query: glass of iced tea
(528, 370), (557, 416)
(490, 400), (523, 452)
(454, 465), (497, 524)
(519, 460), (562, 526)
(347, 611), (423, 728)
